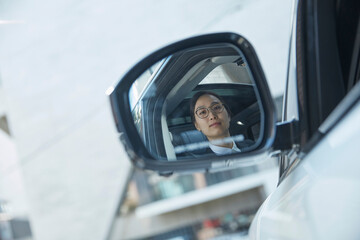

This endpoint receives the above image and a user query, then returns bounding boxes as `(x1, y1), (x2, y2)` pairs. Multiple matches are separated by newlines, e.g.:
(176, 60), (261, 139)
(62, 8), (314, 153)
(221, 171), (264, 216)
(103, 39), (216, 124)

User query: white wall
(0, 0), (292, 239)
(0, 130), (29, 218)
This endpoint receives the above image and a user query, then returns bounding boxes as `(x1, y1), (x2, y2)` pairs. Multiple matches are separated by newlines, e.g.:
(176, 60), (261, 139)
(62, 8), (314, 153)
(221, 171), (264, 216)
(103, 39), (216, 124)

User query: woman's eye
(213, 105), (221, 111)
(198, 109), (207, 116)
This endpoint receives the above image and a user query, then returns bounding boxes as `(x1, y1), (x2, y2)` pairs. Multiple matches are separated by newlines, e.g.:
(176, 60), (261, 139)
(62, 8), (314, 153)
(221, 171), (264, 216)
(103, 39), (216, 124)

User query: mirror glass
(128, 43), (263, 161)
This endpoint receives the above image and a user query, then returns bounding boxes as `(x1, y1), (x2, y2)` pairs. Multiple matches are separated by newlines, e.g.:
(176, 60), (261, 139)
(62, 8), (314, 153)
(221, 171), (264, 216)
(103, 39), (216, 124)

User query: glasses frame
(195, 103), (225, 119)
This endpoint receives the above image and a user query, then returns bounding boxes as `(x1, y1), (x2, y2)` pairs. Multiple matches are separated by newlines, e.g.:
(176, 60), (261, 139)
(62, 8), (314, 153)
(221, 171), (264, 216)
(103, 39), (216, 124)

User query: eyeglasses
(195, 103), (225, 119)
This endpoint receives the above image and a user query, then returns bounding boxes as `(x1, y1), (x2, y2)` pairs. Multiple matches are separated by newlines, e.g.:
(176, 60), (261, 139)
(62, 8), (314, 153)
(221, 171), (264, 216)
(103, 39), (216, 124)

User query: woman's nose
(208, 111), (217, 119)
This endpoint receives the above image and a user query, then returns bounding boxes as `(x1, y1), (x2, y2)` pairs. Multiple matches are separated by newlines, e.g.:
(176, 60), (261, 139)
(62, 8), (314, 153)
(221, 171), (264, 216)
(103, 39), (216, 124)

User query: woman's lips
(209, 122), (221, 127)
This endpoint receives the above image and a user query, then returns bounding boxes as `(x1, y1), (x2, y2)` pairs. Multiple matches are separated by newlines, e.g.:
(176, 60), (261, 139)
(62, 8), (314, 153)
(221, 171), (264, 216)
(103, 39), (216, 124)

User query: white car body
(250, 99), (360, 239)
(250, 0), (360, 238)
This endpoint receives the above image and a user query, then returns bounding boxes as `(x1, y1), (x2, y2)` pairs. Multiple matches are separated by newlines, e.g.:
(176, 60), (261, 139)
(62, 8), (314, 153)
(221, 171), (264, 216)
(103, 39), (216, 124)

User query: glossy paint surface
(250, 101), (360, 239)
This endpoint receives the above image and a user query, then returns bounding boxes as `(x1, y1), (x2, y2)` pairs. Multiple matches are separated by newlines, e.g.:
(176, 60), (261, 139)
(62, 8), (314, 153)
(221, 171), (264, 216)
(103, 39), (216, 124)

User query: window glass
(129, 60), (164, 110)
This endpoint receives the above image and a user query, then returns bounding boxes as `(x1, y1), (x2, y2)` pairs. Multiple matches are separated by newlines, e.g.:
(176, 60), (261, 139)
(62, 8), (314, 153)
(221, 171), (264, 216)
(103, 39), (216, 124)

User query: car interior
(167, 83), (261, 158)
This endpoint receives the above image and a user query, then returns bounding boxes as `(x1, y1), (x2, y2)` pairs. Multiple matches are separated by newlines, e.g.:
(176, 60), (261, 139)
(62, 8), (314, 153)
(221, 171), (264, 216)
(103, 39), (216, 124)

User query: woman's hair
(189, 91), (231, 124)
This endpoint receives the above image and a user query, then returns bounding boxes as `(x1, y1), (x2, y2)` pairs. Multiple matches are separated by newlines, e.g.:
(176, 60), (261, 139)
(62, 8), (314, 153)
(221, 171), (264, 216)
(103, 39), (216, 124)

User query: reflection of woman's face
(194, 94), (231, 141)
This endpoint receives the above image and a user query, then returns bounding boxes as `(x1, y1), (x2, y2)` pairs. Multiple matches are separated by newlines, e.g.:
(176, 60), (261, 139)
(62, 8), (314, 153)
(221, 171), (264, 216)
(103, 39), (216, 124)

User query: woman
(190, 91), (241, 155)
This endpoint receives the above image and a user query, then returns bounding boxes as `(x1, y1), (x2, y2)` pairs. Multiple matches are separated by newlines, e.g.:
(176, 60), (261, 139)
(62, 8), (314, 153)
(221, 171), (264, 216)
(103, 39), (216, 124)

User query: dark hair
(189, 91), (231, 123)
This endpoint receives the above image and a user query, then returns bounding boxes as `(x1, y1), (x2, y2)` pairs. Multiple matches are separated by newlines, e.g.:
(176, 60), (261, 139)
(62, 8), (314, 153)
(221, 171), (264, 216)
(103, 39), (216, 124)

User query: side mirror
(109, 32), (277, 174)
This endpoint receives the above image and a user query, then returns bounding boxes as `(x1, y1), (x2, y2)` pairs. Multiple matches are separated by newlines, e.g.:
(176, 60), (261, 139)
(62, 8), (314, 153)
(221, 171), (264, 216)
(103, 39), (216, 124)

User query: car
(108, 0), (360, 239)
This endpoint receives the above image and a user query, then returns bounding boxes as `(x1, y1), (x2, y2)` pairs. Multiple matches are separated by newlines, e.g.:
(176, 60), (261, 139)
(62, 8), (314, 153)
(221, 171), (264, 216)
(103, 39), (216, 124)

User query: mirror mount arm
(273, 119), (300, 151)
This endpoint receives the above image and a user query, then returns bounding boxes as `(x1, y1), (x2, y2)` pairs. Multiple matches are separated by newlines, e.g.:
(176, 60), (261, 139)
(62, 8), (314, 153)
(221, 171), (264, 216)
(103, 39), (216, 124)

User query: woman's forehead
(195, 94), (221, 107)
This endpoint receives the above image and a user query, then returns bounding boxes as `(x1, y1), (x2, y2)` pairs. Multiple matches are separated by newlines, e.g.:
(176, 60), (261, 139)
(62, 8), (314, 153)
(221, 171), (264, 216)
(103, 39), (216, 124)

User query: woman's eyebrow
(196, 101), (220, 110)
(210, 101), (220, 106)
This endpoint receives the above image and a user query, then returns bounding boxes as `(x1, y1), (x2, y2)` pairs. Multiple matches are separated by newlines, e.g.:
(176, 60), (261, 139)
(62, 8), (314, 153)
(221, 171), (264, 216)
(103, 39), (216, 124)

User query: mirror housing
(109, 32), (277, 174)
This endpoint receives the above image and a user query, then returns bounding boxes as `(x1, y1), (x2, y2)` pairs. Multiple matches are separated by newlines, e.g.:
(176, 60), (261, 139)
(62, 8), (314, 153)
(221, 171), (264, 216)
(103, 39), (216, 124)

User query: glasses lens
(211, 104), (224, 113)
(196, 108), (208, 119)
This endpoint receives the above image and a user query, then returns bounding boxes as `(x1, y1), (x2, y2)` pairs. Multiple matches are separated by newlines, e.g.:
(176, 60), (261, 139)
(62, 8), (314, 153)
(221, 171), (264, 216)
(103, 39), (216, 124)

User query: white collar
(209, 139), (241, 156)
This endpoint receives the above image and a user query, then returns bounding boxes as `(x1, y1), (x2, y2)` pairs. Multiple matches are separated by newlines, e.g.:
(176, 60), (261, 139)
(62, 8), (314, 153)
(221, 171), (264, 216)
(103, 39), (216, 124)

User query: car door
(249, 0), (360, 239)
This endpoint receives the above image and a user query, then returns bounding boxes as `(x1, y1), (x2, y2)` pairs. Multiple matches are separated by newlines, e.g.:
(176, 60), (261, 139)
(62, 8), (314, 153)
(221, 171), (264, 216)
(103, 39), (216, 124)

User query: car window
(129, 59), (164, 110)
(336, 1), (360, 91)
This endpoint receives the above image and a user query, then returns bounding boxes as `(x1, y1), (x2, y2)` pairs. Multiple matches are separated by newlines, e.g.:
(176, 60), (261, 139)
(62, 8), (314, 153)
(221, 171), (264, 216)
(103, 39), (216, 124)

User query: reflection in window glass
(129, 70), (152, 111)
(121, 166), (263, 207)
(199, 62), (252, 85)
(115, 161), (278, 239)
(129, 59), (164, 110)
